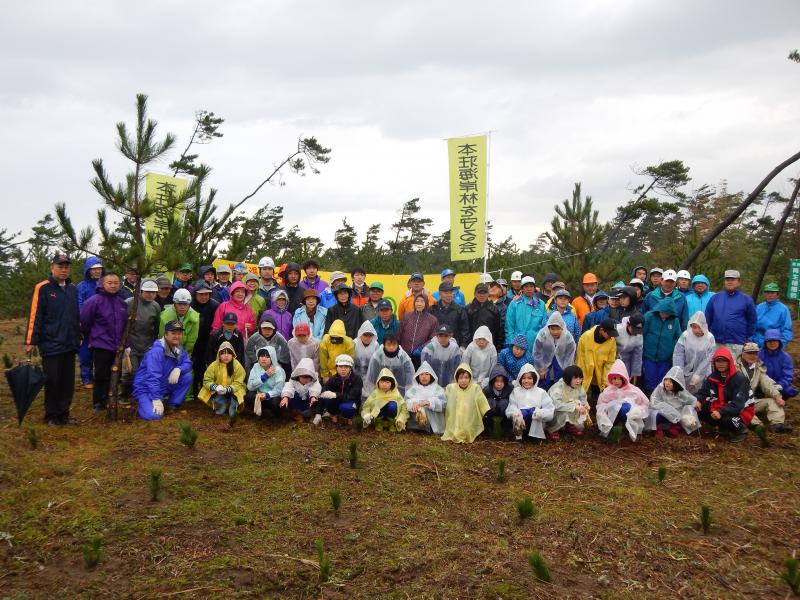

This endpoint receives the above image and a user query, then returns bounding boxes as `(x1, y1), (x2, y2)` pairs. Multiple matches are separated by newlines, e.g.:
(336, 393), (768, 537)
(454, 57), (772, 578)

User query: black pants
(42, 352), (76, 423)
(698, 403), (746, 436)
(192, 348), (206, 396)
(92, 349), (115, 409)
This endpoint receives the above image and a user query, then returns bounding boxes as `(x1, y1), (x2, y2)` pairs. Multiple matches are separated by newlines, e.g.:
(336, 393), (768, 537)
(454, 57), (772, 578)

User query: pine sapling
(349, 441), (358, 468)
(528, 550), (552, 583)
(2, 353), (12, 369)
(608, 425), (624, 445)
(27, 427), (38, 450)
(316, 539), (332, 584)
(228, 410), (239, 428)
(657, 465), (667, 484)
(491, 415), (504, 439)
(82, 536), (103, 569)
(329, 489), (342, 516)
(516, 497), (537, 521)
(179, 422), (198, 449)
(700, 504), (711, 534)
(781, 558), (800, 596)
(496, 458), (508, 483)
(15, 324), (22, 336)
(754, 424), (770, 448)
(149, 469), (162, 501)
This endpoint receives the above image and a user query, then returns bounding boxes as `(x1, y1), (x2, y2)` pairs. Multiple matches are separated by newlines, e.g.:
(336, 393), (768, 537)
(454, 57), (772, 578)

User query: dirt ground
(1, 317), (799, 599)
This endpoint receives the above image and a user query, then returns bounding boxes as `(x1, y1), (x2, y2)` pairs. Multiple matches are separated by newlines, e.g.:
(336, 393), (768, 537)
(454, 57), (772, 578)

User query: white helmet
(173, 288), (192, 304)
(335, 354), (354, 367)
(510, 271), (523, 281)
(258, 256), (275, 269)
(140, 279), (159, 292)
(479, 272), (493, 284)
(521, 275), (536, 286)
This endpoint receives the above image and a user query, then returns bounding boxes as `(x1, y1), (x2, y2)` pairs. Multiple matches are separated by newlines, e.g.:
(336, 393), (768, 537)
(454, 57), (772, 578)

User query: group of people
(25, 255), (795, 444)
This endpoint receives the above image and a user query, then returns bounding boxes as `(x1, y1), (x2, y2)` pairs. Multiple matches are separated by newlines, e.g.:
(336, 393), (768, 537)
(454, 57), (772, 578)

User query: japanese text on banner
(144, 173), (188, 258)
(448, 135), (487, 262)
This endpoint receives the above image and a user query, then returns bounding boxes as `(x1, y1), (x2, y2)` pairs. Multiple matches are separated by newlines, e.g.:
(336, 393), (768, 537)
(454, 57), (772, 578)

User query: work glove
(362, 413), (373, 426)
(415, 407), (429, 428)
(122, 348), (132, 373)
(168, 368), (181, 385)
(320, 391), (337, 400)
(214, 385), (227, 395)
(312, 414), (323, 426)
(395, 419), (406, 432)
(254, 396), (263, 417)
(152, 399), (164, 416)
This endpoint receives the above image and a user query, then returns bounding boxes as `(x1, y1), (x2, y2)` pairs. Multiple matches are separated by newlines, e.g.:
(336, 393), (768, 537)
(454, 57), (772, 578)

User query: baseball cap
(377, 299), (392, 311)
(441, 268), (456, 278)
(521, 276), (536, 286)
(436, 324), (453, 335)
(551, 281), (566, 290)
(409, 272), (424, 282)
(676, 270), (691, 280)
(243, 272), (259, 283)
(369, 281), (384, 291)
(724, 269), (741, 279)
(649, 268), (663, 276)
(164, 320), (184, 332)
(140, 279), (158, 292)
(294, 322), (311, 336)
(628, 313), (644, 331)
(216, 264), (232, 274)
(496, 278), (508, 287)
(438, 282), (455, 292)
(51, 253), (71, 265)
(173, 289), (192, 304)
(742, 342), (760, 353)
(662, 269), (678, 282)
(193, 282), (212, 294)
(582, 273), (598, 284)
(474, 283), (489, 294)
(156, 276), (172, 289)
(258, 256), (275, 269)
(554, 289), (571, 299)
(179, 263), (193, 272)
(763, 282), (780, 292)
(510, 271), (522, 281)
(600, 318), (619, 336)
(222, 312), (238, 324)
(233, 262), (248, 273)
(629, 278), (644, 287)
(259, 319), (275, 330)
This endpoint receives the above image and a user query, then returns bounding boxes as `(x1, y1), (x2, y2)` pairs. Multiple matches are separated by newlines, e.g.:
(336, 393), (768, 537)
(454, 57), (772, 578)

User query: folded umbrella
(5, 360), (47, 424)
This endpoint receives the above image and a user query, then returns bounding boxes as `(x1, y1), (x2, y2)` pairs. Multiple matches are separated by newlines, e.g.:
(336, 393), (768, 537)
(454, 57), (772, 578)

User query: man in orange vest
(572, 273), (600, 328)
(397, 272), (436, 320)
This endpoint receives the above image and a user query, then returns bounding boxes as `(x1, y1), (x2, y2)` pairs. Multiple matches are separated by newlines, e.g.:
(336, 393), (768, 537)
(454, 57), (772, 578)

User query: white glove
(254, 396), (262, 417)
(312, 414), (323, 426)
(320, 391), (337, 399)
(152, 399), (164, 416)
(168, 368), (181, 385)
(214, 385), (227, 395)
(363, 413), (373, 426)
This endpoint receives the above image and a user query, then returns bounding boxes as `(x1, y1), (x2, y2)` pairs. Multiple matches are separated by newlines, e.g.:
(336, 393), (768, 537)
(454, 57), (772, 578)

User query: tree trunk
(680, 150), (800, 269)
(751, 178), (800, 299)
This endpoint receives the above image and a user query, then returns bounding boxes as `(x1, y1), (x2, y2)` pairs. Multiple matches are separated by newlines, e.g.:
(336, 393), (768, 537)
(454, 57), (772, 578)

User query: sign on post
(144, 173), (188, 258)
(788, 259), (800, 300)
(448, 135), (487, 262)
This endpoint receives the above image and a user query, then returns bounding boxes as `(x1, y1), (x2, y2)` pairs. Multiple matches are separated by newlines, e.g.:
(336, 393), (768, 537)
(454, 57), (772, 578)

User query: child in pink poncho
(596, 359), (649, 442)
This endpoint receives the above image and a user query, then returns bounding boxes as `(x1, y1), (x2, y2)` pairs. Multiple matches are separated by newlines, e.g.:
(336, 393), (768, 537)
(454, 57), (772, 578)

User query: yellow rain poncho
(197, 341), (247, 407)
(575, 326), (617, 391)
(361, 367), (409, 428)
(319, 319), (355, 378)
(442, 363), (490, 443)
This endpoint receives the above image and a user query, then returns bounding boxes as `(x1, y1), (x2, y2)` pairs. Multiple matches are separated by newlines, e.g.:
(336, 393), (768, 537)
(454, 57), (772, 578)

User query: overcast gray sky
(3, 1), (799, 253)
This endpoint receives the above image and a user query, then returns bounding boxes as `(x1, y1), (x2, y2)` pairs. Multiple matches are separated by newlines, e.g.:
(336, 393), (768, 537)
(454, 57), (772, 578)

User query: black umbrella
(5, 361), (47, 424)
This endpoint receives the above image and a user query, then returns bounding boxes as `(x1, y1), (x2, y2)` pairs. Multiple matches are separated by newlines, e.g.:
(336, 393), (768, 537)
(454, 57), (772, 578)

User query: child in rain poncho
(198, 341), (247, 417)
(483, 364), (512, 433)
(319, 319), (355, 383)
(362, 367), (409, 432)
(246, 346), (286, 418)
(287, 322), (319, 372)
(532, 311), (576, 390)
(420, 324), (463, 386)
(442, 363), (490, 443)
(279, 357), (322, 422)
(405, 361), (447, 434)
(364, 334), (416, 397)
(596, 359), (649, 442)
(354, 320), (379, 390)
(505, 363), (555, 440)
(462, 325), (497, 389)
(497, 334), (532, 381)
(672, 311), (715, 394)
(615, 314), (644, 385)
(546, 365), (590, 437)
(647, 365), (699, 436)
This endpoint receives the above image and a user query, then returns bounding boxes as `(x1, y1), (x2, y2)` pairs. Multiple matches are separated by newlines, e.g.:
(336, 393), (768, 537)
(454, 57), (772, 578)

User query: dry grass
(1, 317), (799, 599)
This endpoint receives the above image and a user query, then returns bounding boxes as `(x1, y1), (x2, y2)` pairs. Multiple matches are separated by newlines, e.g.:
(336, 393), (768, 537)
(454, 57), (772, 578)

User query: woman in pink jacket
(212, 281), (256, 339)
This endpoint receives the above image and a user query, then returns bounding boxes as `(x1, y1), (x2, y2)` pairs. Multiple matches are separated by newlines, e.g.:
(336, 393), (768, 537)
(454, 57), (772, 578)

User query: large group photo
(2, 2), (800, 598)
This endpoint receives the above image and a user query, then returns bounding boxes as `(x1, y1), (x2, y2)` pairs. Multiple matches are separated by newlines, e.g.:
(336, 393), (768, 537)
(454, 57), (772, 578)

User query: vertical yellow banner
(448, 135), (487, 261)
(144, 172), (188, 257)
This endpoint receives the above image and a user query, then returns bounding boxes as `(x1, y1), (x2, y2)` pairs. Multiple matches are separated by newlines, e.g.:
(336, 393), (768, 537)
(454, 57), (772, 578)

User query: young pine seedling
(528, 550), (552, 583)
(82, 536), (103, 569)
(608, 425), (624, 445)
(657, 465), (667, 484)
(2, 353), (12, 369)
(491, 415), (504, 439)
(228, 411), (239, 428)
(516, 496), (537, 521)
(496, 459), (509, 483)
(27, 427), (38, 450)
(329, 489), (342, 516)
(700, 504), (711, 534)
(179, 422), (198, 449)
(781, 558), (800, 596)
(149, 469), (162, 502)
(754, 424), (770, 448)
(349, 441), (358, 468)
(316, 539), (332, 584)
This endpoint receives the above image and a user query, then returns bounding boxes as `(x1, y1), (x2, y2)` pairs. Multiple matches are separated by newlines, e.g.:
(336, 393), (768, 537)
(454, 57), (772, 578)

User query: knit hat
(512, 334), (528, 351)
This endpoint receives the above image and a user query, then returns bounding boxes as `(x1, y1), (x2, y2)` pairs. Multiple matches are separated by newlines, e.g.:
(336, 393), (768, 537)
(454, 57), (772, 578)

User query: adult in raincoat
(615, 314), (644, 385)
(646, 366), (699, 436)
(596, 359), (649, 442)
(752, 283), (792, 348)
(398, 294), (439, 367)
(319, 319), (356, 382)
(672, 311), (715, 394)
(430, 282), (470, 347)
(759, 329), (798, 399)
(133, 320), (193, 420)
(420, 324), (463, 386)
(292, 288), (328, 340)
(190, 283), (220, 395)
(704, 270), (756, 356)
(123, 279), (161, 396)
(505, 363), (555, 440)
(736, 342), (791, 433)
(546, 365), (590, 436)
(198, 341), (246, 416)
(643, 269), (689, 329)
(575, 319), (618, 394)
(76, 256), (105, 386)
(324, 284), (364, 339)
(642, 296), (682, 394)
(361, 367), (409, 431)
(694, 346), (753, 442)
(212, 281), (256, 338)
(504, 276), (547, 350)
(370, 299), (400, 344)
(684, 274), (714, 316)
(441, 363), (490, 443)
(243, 273), (266, 319)
(467, 283), (504, 351)
(462, 326), (497, 389)
(532, 311), (576, 390)
(405, 361), (447, 433)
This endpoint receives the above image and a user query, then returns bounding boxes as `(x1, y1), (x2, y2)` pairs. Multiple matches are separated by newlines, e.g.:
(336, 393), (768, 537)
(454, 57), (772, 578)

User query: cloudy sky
(3, 1), (799, 254)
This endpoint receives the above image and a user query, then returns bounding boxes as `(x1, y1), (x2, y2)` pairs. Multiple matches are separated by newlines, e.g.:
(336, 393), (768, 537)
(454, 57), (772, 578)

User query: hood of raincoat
(534, 311), (576, 370)
(227, 281), (247, 301)
(710, 346), (738, 379)
(661, 365), (687, 392)
(357, 320), (377, 339)
(652, 297), (677, 317)
(607, 358), (631, 387)
(290, 357), (319, 382)
(514, 362), (540, 387)
(198, 265), (215, 279)
(472, 325), (494, 345)
(256, 344), (279, 366)
(217, 340), (237, 359)
(542, 273), (559, 286)
(453, 362), (474, 383)
(376, 366), (398, 390)
(414, 361), (440, 385)
(764, 328), (783, 348)
(690, 274), (711, 288)
(487, 363), (510, 386)
(631, 265), (648, 278)
(618, 286), (638, 303)
(329, 319), (347, 339)
(82, 256), (104, 280)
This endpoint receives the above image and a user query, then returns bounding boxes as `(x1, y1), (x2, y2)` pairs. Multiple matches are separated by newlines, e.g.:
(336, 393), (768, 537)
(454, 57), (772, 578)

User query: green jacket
(158, 305), (200, 354)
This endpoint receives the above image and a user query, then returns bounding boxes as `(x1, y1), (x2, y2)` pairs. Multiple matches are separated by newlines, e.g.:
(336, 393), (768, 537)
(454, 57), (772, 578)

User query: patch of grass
(516, 497), (536, 521)
(496, 458), (508, 483)
(781, 558), (800, 595)
(700, 505), (711, 534)
(2, 353), (12, 369)
(329, 489), (342, 516)
(233, 516), (251, 526)
(26, 427), (38, 450)
(82, 536), (103, 569)
(349, 441), (358, 468)
(149, 469), (162, 501)
(179, 422), (198, 449)
(528, 550), (552, 582)
(316, 539), (332, 584)
(657, 465), (667, 484)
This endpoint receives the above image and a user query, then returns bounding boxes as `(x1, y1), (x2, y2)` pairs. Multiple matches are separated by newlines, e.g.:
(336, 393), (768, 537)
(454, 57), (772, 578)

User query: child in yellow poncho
(442, 363), (490, 443)
(198, 341), (246, 417)
(319, 319), (356, 383)
(361, 367), (409, 431)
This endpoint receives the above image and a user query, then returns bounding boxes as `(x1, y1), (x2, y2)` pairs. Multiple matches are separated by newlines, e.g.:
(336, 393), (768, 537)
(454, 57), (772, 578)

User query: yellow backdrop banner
(211, 259), (481, 310)
(448, 135), (487, 262)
